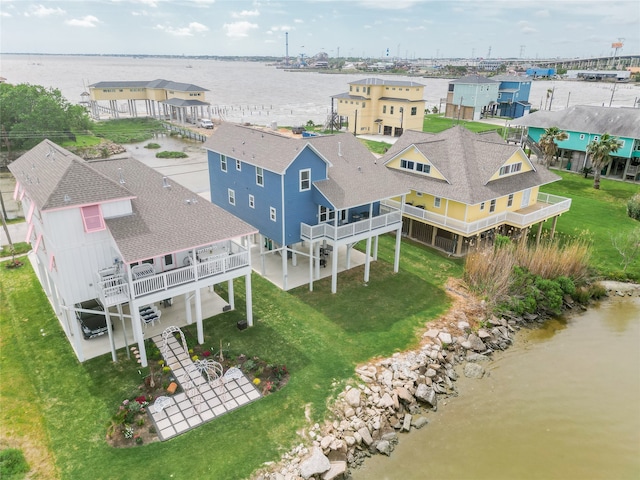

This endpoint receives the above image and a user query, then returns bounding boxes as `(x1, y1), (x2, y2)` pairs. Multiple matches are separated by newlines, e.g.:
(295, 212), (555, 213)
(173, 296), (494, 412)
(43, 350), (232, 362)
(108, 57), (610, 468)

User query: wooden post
(550, 216), (559, 240)
(536, 221), (544, 246)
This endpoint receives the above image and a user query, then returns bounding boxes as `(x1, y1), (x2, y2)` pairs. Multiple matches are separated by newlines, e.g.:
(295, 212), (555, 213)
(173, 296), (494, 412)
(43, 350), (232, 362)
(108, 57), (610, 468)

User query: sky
(0, 0), (639, 60)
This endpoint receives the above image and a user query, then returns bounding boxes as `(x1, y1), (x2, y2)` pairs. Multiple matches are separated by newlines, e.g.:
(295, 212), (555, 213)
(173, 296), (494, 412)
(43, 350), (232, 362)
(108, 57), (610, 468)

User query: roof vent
(162, 176), (171, 188)
(118, 168), (125, 185)
(64, 194), (71, 203)
(46, 148), (56, 161)
(185, 198), (198, 205)
(358, 166), (362, 172)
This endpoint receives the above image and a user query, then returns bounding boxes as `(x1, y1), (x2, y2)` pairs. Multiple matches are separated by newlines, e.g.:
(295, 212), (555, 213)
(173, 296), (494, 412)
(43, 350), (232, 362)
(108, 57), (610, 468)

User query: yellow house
(88, 79), (210, 123)
(332, 78), (425, 136)
(381, 126), (572, 255)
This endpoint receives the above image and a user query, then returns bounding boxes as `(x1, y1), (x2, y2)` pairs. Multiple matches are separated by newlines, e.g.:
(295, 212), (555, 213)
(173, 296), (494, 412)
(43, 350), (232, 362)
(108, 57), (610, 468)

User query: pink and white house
(9, 140), (257, 367)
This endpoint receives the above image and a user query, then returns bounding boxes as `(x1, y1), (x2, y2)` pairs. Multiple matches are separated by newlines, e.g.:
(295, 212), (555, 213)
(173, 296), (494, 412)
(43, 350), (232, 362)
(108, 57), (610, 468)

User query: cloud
(131, 10), (149, 16)
(66, 15), (101, 27)
(356, 0), (420, 9)
(26, 4), (65, 17)
(534, 9), (550, 18)
(294, 18), (303, 24)
(517, 20), (537, 34)
(269, 25), (292, 32)
(224, 21), (259, 37)
(231, 9), (260, 18)
(155, 22), (209, 36)
(406, 25), (425, 32)
(0, 10), (11, 17)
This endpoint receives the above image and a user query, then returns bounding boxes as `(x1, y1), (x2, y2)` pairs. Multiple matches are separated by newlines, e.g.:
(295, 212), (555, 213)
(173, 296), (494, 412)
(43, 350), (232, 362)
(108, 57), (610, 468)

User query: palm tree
(538, 126), (568, 168)
(586, 133), (623, 189)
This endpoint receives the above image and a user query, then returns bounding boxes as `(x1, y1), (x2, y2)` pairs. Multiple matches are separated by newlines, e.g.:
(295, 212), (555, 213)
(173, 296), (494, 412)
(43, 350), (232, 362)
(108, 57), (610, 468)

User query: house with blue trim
(203, 123), (409, 292)
(492, 75), (532, 119)
(515, 105), (640, 181)
(444, 75), (499, 121)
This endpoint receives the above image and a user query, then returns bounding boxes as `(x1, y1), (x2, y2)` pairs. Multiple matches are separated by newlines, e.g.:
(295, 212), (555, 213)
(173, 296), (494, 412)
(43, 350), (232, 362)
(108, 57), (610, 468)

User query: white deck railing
(383, 193), (571, 236)
(300, 210), (402, 242)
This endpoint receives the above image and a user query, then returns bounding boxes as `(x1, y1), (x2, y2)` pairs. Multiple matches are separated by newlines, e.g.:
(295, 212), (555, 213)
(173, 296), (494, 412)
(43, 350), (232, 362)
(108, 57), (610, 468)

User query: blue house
(204, 123), (409, 292)
(525, 68), (555, 78)
(492, 75), (532, 119)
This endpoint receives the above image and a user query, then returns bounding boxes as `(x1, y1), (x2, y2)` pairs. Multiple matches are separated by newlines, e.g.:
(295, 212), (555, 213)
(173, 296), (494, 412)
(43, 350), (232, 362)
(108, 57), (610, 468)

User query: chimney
(338, 142), (342, 157)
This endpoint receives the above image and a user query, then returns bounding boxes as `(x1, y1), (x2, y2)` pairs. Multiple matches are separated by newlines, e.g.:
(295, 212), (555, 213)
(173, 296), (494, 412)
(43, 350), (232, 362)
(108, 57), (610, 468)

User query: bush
(156, 151), (188, 159)
(145, 143), (161, 149)
(627, 193), (640, 221)
(0, 448), (29, 478)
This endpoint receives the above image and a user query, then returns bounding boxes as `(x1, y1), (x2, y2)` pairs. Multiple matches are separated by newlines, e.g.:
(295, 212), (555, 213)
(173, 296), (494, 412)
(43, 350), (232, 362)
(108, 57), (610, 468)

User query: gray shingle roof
(8, 139), (132, 210)
(450, 74), (499, 85)
(492, 75), (532, 83)
(203, 123), (408, 210)
(380, 126), (561, 205)
(161, 98), (210, 107)
(89, 79), (209, 92)
(512, 105), (640, 139)
(9, 140), (256, 263)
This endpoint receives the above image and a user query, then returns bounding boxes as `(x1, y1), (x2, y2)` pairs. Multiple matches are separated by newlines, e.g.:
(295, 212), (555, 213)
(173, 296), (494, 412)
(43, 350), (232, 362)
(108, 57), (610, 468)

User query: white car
(198, 119), (214, 129)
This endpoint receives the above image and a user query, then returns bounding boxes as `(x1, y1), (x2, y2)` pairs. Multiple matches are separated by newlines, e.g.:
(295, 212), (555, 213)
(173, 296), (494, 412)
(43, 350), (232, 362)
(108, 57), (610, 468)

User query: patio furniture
(153, 396), (172, 413)
(132, 263), (155, 279)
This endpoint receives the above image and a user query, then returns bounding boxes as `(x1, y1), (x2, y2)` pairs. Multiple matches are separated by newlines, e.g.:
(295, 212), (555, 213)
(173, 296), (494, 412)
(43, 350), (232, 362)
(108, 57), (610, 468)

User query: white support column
(185, 292), (192, 325)
(331, 243), (339, 294)
(282, 246), (288, 291)
(292, 249), (297, 267)
(394, 227), (402, 273)
(309, 241), (314, 291)
(364, 236), (372, 283)
(227, 278), (235, 310)
(245, 273), (254, 326)
(315, 242), (321, 280)
(346, 243), (351, 269)
(373, 235), (379, 261)
(131, 304), (148, 367)
(260, 235), (266, 275)
(105, 307), (117, 362)
(70, 307), (85, 362)
(195, 288), (203, 344)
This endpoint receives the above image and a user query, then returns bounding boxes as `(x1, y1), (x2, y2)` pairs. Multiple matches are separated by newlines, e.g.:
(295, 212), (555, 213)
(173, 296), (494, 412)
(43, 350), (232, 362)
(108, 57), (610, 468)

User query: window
(300, 169), (311, 191)
(400, 159), (415, 170)
(434, 197), (441, 208)
(319, 205), (335, 222)
(383, 105), (387, 114)
(416, 192), (423, 197)
(416, 163), (431, 174)
(249, 194), (255, 209)
(580, 134), (585, 140)
(490, 199), (496, 213)
(80, 205), (106, 232)
(411, 107), (417, 116)
(220, 155), (227, 172)
(401, 159), (431, 175)
(164, 254), (174, 266)
(390, 106), (394, 115)
(507, 194), (514, 207)
(256, 167), (264, 186)
(228, 188), (235, 205)
(236, 159), (241, 171)
(593, 136), (599, 141)
(270, 207), (276, 222)
(480, 202), (485, 211)
(499, 162), (522, 176)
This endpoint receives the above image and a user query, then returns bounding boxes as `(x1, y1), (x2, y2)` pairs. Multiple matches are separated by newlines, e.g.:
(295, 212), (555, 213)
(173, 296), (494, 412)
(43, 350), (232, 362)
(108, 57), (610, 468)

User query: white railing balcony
(384, 193), (571, 236)
(300, 210), (402, 242)
(98, 243), (251, 303)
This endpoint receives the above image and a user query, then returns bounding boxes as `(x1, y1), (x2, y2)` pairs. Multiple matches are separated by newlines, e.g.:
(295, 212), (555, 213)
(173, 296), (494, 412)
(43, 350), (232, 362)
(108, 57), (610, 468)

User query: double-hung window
(256, 167), (264, 186)
(270, 207), (276, 222)
(300, 169), (311, 191)
(228, 189), (236, 205)
(489, 199), (496, 213)
(434, 197), (441, 208)
(236, 159), (241, 171)
(249, 194), (255, 209)
(220, 155), (227, 172)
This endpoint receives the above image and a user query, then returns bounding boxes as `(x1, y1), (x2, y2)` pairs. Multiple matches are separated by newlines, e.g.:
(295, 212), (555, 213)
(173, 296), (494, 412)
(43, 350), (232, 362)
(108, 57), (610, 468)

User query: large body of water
(1, 54), (639, 127)
(354, 296), (640, 480)
(1, 54), (639, 478)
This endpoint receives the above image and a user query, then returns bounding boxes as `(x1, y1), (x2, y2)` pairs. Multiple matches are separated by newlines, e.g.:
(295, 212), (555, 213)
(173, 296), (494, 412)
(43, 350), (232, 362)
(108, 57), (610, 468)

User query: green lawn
(91, 118), (165, 144)
(422, 114), (506, 135)
(0, 236), (462, 480)
(541, 170), (640, 280)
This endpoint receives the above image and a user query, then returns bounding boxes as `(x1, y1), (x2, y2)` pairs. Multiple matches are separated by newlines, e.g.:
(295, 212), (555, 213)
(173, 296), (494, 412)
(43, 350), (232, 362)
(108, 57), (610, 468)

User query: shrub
(156, 151), (188, 159)
(626, 193), (640, 221)
(145, 142), (161, 149)
(0, 448), (29, 478)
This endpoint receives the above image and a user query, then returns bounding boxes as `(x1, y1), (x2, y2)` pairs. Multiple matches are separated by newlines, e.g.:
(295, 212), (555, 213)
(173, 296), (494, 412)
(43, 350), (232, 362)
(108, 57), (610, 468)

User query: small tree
(538, 126), (568, 168)
(586, 133), (623, 189)
(610, 228), (640, 273)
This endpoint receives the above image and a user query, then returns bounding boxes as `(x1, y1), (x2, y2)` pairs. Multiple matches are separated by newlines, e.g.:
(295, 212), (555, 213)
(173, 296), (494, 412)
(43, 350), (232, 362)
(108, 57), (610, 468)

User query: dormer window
(499, 162), (522, 176)
(81, 205), (106, 233)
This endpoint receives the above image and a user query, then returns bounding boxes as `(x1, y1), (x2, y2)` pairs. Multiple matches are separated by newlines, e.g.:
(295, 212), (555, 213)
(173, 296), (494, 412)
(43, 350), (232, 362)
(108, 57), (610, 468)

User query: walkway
(148, 331), (261, 441)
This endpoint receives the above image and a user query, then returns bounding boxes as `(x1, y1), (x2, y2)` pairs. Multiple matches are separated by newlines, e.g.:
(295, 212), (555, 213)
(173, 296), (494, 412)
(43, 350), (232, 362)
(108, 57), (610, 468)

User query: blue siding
(282, 148), (328, 245)
(528, 127), (635, 158)
(208, 151), (284, 244)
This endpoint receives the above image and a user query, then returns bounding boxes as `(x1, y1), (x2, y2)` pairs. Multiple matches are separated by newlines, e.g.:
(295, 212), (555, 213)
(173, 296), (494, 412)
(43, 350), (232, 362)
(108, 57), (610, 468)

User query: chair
(153, 396), (172, 413)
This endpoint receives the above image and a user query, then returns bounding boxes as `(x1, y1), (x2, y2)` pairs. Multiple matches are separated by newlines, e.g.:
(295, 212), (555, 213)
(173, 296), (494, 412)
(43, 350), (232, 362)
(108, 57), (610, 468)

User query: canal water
(353, 295), (640, 480)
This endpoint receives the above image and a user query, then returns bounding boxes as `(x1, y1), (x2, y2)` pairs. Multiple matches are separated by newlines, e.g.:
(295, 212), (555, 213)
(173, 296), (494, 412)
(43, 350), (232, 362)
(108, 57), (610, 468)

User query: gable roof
(8, 139), (133, 210)
(513, 105), (640, 139)
(450, 74), (499, 85)
(380, 126), (561, 205)
(203, 123), (408, 210)
(90, 158), (257, 263)
(9, 140), (256, 263)
(89, 79), (208, 92)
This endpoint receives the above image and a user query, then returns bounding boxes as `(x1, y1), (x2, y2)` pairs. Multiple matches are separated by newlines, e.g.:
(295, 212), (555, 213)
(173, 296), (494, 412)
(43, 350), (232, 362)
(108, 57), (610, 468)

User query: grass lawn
(541, 170), (640, 281)
(0, 236), (462, 480)
(91, 118), (165, 144)
(422, 114), (506, 135)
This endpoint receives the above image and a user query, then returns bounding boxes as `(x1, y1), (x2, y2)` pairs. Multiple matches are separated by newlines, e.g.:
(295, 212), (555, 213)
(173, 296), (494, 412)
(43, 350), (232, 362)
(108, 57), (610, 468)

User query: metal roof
(89, 79), (209, 92)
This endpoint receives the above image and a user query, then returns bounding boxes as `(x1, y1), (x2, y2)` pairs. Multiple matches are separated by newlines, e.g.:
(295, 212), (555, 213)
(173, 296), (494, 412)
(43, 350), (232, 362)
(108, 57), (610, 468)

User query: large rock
(377, 392), (395, 408)
(463, 362), (485, 379)
(299, 447), (331, 479)
(467, 333), (486, 352)
(345, 388), (361, 407)
(376, 440), (392, 455)
(414, 383), (437, 408)
(358, 427), (373, 446)
(322, 461), (347, 480)
(394, 387), (414, 403)
(412, 416), (429, 429)
(438, 331), (453, 344)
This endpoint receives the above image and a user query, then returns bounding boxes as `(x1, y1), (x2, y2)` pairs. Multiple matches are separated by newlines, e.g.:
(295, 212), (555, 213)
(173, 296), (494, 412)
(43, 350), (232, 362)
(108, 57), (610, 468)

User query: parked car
(199, 119), (214, 129)
(75, 299), (111, 339)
